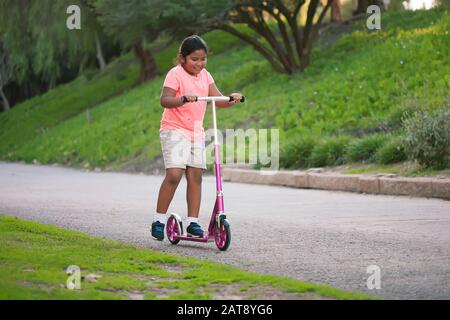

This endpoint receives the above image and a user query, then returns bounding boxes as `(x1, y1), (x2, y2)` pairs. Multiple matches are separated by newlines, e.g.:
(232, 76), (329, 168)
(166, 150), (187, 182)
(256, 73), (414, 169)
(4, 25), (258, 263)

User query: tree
(0, 0), (118, 108)
(0, 0), (108, 87)
(0, 44), (14, 112)
(180, 0), (334, 74)
(93, 0), (165, 83)
(353, 0), (384, 16)
(331, 0), (343, 22)
(81, 0), (109, 72)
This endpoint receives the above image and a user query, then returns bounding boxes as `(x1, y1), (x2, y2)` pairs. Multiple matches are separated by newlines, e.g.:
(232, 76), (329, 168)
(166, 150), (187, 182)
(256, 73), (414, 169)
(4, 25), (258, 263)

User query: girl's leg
(185, 166), (203, 218)
(156, 168), (184, 214)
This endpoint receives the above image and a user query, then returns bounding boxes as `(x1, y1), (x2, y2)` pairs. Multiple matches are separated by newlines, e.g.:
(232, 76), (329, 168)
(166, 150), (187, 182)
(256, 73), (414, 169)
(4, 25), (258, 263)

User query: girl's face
(181, 49), (207, 76)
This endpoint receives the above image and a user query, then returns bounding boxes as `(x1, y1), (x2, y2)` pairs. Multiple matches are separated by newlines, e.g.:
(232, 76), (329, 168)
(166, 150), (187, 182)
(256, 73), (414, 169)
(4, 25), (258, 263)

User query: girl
(152, 35), (243, 241)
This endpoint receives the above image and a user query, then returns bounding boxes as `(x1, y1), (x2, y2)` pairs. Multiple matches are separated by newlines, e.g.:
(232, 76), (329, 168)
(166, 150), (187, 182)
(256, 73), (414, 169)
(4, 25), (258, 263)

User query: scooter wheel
(166, 215), (181, 245)
(215, 218), (231, 251)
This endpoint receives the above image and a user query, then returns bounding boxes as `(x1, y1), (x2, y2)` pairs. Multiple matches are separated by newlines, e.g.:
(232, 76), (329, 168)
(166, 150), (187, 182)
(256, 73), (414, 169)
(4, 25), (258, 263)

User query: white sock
(153, 213), (167, 224)
(186, 217), (199, 225)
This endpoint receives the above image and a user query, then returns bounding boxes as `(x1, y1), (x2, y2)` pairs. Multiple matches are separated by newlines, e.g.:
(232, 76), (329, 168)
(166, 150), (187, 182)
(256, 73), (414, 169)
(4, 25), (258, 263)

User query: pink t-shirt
(160, 65), (215, 141)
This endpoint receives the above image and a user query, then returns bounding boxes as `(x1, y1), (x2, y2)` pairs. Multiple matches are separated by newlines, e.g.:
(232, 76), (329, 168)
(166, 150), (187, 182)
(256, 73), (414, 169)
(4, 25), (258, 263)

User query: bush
(386, 103), (420, 131)
(280, 135), (315, 168)
(375, 136), (407, 164)
(308, 136), (350, 167)
(402, 106), (450, 169)
(345, 134), (389, 163)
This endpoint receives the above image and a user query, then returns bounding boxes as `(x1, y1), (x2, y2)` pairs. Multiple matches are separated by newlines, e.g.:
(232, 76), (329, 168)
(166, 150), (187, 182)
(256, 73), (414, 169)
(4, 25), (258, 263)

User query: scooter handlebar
(196, 96), (245, 103)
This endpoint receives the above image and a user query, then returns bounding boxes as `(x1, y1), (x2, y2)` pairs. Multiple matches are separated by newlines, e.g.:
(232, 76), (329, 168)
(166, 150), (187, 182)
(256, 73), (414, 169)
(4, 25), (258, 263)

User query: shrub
(375, 136), (407, 164)
(402, 106), (450, 168)
(280, 135), (315, 168)
(386, 103), (420, 131)
(345, 134), (389, 163)
(308, 136), (350, 167)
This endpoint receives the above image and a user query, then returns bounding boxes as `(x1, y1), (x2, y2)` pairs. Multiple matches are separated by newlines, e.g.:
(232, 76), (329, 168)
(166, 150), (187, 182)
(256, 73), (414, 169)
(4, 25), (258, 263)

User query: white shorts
(160, 129), (207, 170)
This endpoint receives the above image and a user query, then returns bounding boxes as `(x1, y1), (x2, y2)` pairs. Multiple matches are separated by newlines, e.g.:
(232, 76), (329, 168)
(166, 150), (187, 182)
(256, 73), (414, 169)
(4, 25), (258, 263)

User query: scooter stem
(198, 95), (244, 214)
(211, 100), (224, 213)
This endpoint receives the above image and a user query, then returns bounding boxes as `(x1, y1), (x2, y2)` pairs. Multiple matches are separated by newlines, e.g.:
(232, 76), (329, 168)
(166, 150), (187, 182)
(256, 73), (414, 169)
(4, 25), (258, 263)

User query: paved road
(1, 162), (449, 299)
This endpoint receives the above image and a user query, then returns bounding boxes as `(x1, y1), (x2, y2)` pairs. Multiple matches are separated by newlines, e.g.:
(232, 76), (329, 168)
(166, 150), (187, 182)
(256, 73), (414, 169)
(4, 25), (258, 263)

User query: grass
(341, 161), (450, 177)
(0, 215), (372, 300)
(0, 55), (140, 160)
(0, 6), (449, 174)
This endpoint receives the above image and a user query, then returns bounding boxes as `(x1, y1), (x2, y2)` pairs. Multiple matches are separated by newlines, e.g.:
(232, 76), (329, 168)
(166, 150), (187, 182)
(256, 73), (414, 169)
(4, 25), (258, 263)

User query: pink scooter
(165, 95), (245, 251)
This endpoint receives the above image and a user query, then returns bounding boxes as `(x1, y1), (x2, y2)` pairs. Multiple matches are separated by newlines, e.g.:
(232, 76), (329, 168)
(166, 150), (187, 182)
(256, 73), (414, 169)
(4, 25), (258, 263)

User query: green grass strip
(0, 215), (373, 300)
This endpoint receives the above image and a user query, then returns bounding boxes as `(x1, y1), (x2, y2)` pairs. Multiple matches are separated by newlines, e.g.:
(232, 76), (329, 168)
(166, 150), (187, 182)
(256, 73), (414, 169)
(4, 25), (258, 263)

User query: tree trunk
(0, 86), (10, 112)
(220, 0), (331, 74)
(353, 0), (368, 15)
(300, 0), (320, 71)
(299, 48), (310, 72)
(353, 0), (383, 15)
(219, 24), (285, 73)
(300, 0), (332, 72)
(95, 33), (106, 72)
(235, 6), (293, 74)
(331, 0), (343, 22)
(133, 41), (160, 84)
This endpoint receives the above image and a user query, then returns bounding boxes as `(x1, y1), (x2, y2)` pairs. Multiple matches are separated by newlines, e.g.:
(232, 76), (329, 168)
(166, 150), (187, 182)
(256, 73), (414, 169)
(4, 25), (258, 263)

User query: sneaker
(151, 221), (165, 241)
(187, 222), (204, 238)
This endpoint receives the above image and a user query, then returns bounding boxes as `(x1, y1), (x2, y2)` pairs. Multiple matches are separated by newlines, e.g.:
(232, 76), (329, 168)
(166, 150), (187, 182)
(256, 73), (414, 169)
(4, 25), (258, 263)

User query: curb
(221, 168), (450, 200)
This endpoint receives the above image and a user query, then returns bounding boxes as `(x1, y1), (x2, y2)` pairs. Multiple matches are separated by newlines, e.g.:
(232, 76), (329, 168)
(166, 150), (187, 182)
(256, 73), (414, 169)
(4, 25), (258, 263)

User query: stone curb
(221, 168), (450, 200)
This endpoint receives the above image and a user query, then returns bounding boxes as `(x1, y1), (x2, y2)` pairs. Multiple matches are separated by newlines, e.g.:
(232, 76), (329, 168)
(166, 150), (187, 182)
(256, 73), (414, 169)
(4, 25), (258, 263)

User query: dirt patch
(22, 280), (54, 292)
(124, 282), (335, 300)
(22, 274), (333, 300)
(93, 271), (183, 299)
(128, 291), (145, 300)
(99, 286), (181, 299)
(160, 263), (188, 274)
(149, 287), (182, 298)
(120, 272), (160, 281)
(206, 284), (335, 300)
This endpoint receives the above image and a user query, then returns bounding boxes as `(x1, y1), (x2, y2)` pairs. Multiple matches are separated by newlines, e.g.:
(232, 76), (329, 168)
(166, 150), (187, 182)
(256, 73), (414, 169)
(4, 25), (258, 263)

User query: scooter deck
(174, 232), (212, 243)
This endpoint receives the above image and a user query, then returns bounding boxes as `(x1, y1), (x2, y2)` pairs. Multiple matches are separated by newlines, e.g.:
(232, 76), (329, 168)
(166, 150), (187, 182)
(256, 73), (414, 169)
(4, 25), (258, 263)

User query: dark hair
(174, 35), (208, 65)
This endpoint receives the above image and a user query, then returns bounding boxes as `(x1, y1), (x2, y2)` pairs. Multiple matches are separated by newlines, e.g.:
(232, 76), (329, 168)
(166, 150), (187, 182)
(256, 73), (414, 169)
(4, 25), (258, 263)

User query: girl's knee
(186, 168), (202, 184)
(165, 169), (184, 185)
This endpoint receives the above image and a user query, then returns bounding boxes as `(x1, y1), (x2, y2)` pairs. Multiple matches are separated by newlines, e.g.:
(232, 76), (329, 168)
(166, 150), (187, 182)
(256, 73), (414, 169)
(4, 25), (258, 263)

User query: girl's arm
(160, 87), (196, 108)
(208, 83), (243, 108)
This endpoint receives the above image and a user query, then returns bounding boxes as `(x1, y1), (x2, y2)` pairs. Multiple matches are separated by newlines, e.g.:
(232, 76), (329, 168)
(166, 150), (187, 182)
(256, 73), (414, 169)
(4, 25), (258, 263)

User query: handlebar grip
(229, 96), (245, 103)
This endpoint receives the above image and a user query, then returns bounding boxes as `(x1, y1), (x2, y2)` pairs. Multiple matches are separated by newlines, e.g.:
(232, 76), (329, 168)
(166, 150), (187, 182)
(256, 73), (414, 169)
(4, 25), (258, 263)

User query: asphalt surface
(1, 162), (449, 299)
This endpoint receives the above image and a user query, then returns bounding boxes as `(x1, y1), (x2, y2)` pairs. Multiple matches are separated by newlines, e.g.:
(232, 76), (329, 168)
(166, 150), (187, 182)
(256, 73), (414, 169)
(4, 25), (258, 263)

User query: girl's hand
(182, 94), (197, 104)
(230, 93), (243, 105)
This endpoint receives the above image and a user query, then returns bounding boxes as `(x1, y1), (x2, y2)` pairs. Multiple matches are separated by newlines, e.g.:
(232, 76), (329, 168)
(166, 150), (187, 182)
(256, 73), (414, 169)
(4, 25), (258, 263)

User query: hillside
(0, 7), (449, 176)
